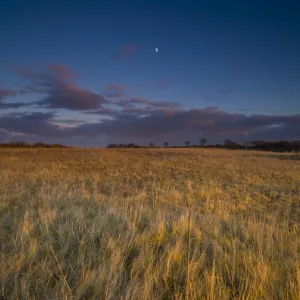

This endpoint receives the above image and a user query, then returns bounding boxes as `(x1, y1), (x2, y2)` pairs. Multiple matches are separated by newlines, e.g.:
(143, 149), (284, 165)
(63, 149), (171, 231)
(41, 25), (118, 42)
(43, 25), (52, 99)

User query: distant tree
(163, 142), (169, 148)
(243, 141), (251, 149)
(185, 141), (191, 147)
(148, 142), (154, 148)
(224, 139), (243, 149)
(199, 138), (208, 146)
(224, 139), (233, 146)
(106, 143), (117, 148)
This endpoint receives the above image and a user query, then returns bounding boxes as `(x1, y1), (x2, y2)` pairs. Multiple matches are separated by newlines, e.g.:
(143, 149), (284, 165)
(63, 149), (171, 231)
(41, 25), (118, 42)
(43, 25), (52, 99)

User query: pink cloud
(16, 65), (107, 110)
(164, 108), (177, 116)
(130, 96), (149, 104)
(40, 82), (107, 110)
(106, 84), (126, 91)
(0, 88), (17, 97)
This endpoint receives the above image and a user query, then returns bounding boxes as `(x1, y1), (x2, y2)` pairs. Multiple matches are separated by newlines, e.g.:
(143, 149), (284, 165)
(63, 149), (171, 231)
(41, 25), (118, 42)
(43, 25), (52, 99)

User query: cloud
(17, 66), (107, 111)
(85, 107), (117, 117)
(1, 106), (300, 145)
(15, 65), (180, 113)
(127, 96), (149, 105)
(86, 104), (182, 120)
(0, 101), (29, 109)
(40, 82), (107, 110)
(3, 64), (299, 146)
(20, 112), (55, 122)
(0, 112), (66, 137)
(70, 107), (300, 144)
(0, 88), (17, 98)
(113, 43), (139, 59)
(115, 96), (182, 109)
(151, 100), (181, 108)
(0, 87), (31, 109)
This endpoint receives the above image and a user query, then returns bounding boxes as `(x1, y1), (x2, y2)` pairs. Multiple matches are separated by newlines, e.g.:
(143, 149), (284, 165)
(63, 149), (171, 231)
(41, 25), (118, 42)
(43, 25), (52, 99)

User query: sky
(0, 0), (300, 147)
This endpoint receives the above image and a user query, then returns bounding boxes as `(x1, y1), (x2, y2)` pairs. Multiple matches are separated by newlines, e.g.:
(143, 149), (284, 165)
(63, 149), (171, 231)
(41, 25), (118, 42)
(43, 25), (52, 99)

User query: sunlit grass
(0, 148), (299, 299)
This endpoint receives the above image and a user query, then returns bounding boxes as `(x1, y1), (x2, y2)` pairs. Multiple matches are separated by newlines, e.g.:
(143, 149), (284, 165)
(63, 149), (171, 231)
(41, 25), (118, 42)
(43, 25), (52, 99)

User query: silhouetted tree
(0, 142), (69, 148)
(199, 138), (208, 146)
(185, 141), (191, 147)
(106, 144), (117, 148)
(224, 139), (233, 146)
(163, 142), (169, 148)
(243, 141), (251, 149)
(148, 142), (154, 148)
(223, 139), (243, 149)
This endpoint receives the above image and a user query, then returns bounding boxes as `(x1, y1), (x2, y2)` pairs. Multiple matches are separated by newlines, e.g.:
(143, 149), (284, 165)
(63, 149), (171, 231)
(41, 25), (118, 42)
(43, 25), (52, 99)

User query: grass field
(0, 148), (299, 299)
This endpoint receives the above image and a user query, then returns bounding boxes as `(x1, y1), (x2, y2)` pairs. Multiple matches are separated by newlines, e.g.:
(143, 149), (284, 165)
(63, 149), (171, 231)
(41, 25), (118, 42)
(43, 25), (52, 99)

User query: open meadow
(0, 148), (299, 300)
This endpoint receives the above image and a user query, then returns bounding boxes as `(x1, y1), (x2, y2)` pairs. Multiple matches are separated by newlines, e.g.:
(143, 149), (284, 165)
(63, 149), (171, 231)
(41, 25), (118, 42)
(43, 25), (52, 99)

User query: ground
(0, 148), (299, 299)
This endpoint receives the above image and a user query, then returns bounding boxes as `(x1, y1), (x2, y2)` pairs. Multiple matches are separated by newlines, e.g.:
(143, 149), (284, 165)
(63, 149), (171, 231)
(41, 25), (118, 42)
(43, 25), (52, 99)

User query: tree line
(107, 139), (300, 152)
(1, 139), (300, 152)
(0, 142), (70, 148)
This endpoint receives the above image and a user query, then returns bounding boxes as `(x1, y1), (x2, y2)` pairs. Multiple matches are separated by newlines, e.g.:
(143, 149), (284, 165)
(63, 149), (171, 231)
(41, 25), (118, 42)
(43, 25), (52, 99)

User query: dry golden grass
(0, 148), (299, 299)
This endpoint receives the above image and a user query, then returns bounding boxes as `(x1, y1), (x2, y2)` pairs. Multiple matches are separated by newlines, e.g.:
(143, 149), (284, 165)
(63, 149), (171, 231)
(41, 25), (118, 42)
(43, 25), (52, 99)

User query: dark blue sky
(1, 0), (300, 146)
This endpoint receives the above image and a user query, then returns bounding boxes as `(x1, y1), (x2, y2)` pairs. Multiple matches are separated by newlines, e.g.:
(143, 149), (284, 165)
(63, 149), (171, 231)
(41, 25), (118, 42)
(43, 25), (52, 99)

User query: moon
(155, 48), (158, 52)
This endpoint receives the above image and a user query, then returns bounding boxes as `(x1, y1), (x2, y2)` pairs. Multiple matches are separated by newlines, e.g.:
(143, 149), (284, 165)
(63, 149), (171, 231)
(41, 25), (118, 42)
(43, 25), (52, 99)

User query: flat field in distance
(0, 148), (299, 299)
